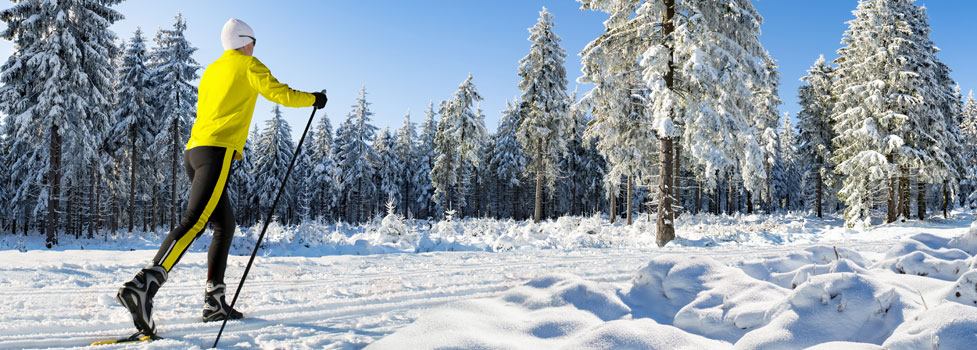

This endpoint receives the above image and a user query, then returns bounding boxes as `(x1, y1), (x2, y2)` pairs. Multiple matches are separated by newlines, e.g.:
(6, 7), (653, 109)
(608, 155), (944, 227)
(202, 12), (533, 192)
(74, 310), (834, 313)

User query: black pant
(151, 146), (236, 285)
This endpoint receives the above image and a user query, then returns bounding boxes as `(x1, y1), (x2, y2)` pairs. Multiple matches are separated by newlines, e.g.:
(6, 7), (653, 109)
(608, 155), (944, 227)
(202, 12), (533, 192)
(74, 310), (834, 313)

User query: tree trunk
(626, 175), (633, 226)
(674, 142), (681, 216)
(917, 182), (926, 220)
(95, 172), (102, 237)
(656, 0), (676, 247)
(816, 167), (823, 218)
(747, 190), (753, 214)
(886, 154), (897, 223)
(534, 145), (543, 223)
(46, 123), (63, 247)
(696, 179), (702, 214)
(765, 162), (772, 213)
(900, 173), (910, 221)
(727, 172), (734, 215)
(457, 154), (464, 219)
(151, 183), (158, 233)
(171, 97), (179, 230)
(942, 180), (949, 219)
(609, 185), (616, 224)
(129, 130), (136, 233)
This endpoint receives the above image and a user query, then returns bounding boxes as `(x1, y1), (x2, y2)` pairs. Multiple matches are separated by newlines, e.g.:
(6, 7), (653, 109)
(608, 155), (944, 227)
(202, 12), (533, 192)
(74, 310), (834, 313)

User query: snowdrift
(368, 228), (977, 349)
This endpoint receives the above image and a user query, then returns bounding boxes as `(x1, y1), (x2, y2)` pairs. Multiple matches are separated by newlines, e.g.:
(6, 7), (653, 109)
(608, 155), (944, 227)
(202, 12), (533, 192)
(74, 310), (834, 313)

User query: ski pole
(213, 96), (324, 348)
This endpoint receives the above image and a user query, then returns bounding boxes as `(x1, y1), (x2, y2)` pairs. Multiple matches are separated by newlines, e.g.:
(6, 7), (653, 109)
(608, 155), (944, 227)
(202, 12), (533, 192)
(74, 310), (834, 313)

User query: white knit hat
(221, 18), (255, 51)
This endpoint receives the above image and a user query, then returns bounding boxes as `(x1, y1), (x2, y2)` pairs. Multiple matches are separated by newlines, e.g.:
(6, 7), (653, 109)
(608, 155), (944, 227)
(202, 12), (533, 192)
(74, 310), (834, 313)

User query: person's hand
(312, 91), (328, 109)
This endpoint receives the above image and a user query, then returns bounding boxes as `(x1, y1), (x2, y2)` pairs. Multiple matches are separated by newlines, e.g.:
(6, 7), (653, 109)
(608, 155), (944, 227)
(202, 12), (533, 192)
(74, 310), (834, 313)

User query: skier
(116, 18), (327, 337)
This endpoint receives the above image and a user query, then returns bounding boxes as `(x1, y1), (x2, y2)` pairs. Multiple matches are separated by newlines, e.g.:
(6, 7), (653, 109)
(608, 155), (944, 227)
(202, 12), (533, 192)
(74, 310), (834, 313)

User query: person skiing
(116, 18), (327, 337)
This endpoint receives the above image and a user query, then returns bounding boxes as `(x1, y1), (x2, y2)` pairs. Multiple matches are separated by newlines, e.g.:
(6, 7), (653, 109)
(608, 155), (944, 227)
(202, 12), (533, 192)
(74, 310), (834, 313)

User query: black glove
(312, 91), (328, 109)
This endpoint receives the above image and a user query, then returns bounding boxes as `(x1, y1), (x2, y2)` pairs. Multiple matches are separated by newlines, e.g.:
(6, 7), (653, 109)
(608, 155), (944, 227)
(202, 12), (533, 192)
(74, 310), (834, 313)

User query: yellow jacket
(187, 49), (315, 159)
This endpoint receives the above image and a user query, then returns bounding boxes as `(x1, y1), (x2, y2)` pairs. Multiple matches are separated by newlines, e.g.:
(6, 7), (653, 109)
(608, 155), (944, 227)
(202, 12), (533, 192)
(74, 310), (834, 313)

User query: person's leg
(118, 146), (234, 335)
(206, 190), (235, 285)
(152, 147), (235, 270)
(201, 184), (245, 321)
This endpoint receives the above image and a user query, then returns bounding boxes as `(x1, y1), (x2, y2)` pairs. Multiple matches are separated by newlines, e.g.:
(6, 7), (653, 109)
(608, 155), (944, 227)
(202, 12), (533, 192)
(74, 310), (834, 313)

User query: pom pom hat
(221, 18), (255, 51)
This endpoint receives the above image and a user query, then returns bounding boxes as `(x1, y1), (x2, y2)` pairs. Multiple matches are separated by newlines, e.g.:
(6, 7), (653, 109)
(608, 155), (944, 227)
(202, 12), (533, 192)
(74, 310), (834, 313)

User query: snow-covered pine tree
(335, 86), (379, 223)
(962, 92), (977, 208)
(414, 102), (438, 219)
(832, 0), (957, 227)
(375, 127), (403, 215)
(515, 7), (572, 223)
(306, 114), (340, 221)
(796, 55), (836, 218)
(752, 53), (784, 212)
(580, 0), (768, 242)
(777, 113), (802, 211)
(150, 13), (199, 229)
(490, 99), (527, 219)
(253, 105), (297, 223)
(230, 132), (257, 226)
(110, 28), (156, 233)
(432, 74), (487, 218)
(0, 0), (122, 245)
(577, 0), (655, 227)
(395, 110), (417, 217)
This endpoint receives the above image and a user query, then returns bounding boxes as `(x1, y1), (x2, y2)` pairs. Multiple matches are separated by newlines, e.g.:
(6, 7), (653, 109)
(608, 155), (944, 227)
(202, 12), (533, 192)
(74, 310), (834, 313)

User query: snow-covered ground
(0, 212), (975, 349)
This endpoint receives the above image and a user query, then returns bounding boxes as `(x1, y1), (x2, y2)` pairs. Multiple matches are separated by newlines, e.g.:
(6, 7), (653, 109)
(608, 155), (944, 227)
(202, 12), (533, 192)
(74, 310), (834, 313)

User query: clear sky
(1, 1), (974, 139)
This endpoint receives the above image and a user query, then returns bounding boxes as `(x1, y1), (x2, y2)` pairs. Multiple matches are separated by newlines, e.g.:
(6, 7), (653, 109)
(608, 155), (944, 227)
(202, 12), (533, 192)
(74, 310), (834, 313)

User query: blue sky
(1, 0), (975, 139)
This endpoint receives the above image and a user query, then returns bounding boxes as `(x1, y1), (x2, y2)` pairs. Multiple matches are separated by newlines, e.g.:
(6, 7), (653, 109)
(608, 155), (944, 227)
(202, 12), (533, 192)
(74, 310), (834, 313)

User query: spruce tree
(111, 28), (156, 233)
(961, 92), (977, 208)
(395, 110), (417, 217)
(335, 86), (378, 222)
(490, 100), (527, 219)
(796, 55), (836, 218)
(253, 105), (297, 223)
(0, 0), (122, 245)
(431, 74), (486, 218)
(414, 102), (438, 219)
(516, 7), (571, 223)
(375, 127), (403, 213)
(151, 13), (199, 229)
(306, 115), (340, 221)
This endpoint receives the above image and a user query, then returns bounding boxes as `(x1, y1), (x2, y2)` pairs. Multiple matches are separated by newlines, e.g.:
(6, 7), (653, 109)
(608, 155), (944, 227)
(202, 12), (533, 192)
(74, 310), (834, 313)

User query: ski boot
(117, 265), (167, 336)
(202, 281), (244, 322)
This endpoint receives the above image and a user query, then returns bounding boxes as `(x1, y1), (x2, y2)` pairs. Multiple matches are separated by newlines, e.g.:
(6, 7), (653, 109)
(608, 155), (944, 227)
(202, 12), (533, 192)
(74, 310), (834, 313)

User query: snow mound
(946, 270), (977, 307)
(734, 273), (920, 350)
(626, 255), (788, 342)
(876, 234), (974, 280)
(365, 273), (730, 350)
(881, 302), (977, 350)
(739, 245), (868, 288)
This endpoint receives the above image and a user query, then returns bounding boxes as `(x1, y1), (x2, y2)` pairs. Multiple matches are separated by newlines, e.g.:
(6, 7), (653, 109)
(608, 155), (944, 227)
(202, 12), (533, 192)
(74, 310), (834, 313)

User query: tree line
(2, 1), (976, 248)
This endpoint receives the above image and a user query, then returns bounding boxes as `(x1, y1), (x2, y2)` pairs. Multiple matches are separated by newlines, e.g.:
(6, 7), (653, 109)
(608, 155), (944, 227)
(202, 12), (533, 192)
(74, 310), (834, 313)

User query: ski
(90, 332), (162, 346)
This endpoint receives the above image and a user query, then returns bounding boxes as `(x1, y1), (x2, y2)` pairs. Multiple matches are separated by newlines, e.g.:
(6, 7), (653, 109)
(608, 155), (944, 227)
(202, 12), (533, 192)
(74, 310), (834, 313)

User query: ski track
(0, 234), (938, 349)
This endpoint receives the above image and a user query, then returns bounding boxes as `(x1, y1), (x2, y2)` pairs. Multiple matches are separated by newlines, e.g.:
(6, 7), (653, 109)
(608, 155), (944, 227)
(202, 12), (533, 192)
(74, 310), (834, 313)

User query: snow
(0, 212), (975, 349)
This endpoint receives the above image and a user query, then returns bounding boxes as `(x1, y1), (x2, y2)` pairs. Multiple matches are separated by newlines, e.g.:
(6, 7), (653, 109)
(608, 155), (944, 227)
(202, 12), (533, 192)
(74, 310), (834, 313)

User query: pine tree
(395, 110), (417, 217)
(110, 28), (156, 233)
(832, 0), (957, 227)
(253, 105), (297, 223)
(375, 127), (403, 213)
(490, 100), (527, 219)
(432, 74), (487, 218)
(335, 86), (378, 223)
(306, 114), (340, 221)
(796, 55), (836, 218)
(516, 7), (572, 223)
(0, 0), (122, 245)
(777, 113), (802, 211)
(150, 13), (199, 229)
(753, 53), (784, 212)
(961, 92), (977, 208)
(230, 132), (257, 226)
(414, 102), (438, 219)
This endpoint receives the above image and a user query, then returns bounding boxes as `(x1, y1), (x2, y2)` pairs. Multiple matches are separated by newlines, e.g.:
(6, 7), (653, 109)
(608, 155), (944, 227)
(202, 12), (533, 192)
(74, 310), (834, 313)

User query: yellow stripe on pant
(160, 149), (234, 271)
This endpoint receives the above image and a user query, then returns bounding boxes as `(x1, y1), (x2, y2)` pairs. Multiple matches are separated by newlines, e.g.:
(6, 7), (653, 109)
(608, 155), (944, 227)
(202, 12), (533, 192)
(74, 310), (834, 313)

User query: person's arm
(246, 57), (315, 107)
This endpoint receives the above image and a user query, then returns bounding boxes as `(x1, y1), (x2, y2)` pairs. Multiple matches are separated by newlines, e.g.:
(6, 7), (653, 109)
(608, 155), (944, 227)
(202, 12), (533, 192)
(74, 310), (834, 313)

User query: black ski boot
(202, 282), (244, 322)
(117, 265), (167, 335)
